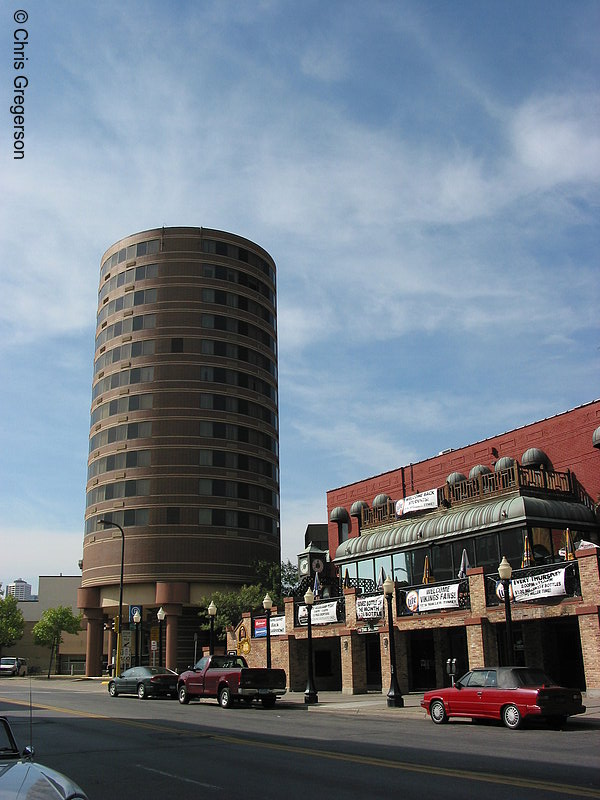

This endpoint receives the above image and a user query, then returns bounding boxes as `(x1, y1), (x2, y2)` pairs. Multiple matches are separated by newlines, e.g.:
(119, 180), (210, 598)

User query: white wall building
(7, 578), (33, 601)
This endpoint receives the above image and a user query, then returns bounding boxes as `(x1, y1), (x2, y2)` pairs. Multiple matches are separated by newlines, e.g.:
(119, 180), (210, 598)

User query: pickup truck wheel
(218, 687), (232, 708)
(261, 696), (276, 709)
(178, 685), (190, 704)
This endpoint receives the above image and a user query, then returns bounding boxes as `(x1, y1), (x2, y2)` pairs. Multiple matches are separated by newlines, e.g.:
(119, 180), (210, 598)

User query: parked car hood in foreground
(0, 759), (88, 799)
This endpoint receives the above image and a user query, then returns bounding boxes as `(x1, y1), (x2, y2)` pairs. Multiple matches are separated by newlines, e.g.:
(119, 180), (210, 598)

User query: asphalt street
(0, 678), (599, 800)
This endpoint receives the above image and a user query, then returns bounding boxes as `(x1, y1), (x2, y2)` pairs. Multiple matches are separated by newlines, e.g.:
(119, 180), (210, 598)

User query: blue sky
(1, 1), (598, 593)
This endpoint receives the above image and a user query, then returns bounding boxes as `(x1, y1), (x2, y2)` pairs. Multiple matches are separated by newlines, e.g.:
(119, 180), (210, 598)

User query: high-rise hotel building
(78, 227), (279, 674)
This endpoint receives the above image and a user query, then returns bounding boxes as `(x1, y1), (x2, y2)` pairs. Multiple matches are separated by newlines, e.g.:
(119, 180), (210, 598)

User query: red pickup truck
(177, 654), (287, 708)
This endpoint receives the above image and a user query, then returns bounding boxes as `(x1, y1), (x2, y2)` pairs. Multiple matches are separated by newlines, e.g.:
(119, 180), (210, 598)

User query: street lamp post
(133, 610), (141, 667)
(303, 588), (318, 705)
(263, 593), (273, 669)
(157, 607), (165, 668)
(208, 601), (217, 656)
(382, 576), (404, 708)
(498, 556), (515, 664)
(99, 519), (125, 678)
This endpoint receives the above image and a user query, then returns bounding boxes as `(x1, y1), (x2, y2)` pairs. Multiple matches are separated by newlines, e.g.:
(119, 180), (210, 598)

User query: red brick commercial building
(234, 401), (600, 696)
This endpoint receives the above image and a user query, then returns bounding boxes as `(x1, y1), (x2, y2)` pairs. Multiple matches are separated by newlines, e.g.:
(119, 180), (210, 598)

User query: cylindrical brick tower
(79, 227), (279, 674)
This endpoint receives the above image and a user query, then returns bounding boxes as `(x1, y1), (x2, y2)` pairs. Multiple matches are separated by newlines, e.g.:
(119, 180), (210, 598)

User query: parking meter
(446, 658), (457, 686)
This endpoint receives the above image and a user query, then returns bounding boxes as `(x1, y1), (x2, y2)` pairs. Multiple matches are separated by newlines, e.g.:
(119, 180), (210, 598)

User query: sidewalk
(279, 689), (600, 723)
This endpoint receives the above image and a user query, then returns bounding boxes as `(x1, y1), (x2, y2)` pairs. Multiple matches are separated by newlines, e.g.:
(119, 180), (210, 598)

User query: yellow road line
(2, 696), (598, 798)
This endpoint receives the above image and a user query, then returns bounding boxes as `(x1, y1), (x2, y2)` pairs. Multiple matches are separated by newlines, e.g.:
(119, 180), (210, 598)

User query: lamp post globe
(383, 576), (404, 708)
(498, 557), (515, 664)
(263, 593), (273, 669)
(157, 606), (165, 668)
(303, 588), (318, 704)
(208, 601), (217, 656)
(99, 519), (125, 678)
(133, 610), (141, 667)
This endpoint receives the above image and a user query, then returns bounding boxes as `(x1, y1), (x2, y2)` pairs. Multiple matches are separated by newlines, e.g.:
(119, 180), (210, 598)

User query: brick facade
(231, 547), (600, 696)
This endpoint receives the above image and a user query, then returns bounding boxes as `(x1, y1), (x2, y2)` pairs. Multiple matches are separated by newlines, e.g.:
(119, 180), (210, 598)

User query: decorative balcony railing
(360, 465), (595, 531)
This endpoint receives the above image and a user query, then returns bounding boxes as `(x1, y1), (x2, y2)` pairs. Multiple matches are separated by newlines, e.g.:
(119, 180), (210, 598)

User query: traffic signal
(112, 617), (120, 634)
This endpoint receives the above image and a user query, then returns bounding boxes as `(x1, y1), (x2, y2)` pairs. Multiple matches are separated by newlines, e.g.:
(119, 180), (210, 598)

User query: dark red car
(421, 667), (585, 729)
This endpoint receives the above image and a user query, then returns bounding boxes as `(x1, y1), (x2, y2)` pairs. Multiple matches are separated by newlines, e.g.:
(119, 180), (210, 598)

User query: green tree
(0, 595), (25, 658)
(198, 584), (266, 642)
(251, 559), (299, 607)
(32, 606), (83, 678)
(197, 560), (300, 644)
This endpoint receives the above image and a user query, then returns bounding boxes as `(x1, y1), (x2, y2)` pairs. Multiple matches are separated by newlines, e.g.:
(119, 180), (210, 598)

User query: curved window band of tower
(81, 229), (280, 642)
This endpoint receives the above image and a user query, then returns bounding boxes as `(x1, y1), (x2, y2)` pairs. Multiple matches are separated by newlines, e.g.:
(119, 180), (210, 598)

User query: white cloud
(510, 94), (600, 185)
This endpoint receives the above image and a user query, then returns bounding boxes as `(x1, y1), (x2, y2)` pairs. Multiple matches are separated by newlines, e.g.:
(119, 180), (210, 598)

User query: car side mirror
(22, 746), (34, 760)
(455, 681), (463, 690)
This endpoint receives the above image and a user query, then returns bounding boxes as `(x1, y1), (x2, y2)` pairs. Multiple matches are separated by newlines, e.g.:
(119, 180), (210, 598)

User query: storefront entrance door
(365, 633), (382, 689)
(409, 630), (436, 690)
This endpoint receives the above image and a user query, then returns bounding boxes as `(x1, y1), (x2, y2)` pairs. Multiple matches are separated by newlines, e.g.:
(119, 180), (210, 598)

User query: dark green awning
(333, 495), (598, 562)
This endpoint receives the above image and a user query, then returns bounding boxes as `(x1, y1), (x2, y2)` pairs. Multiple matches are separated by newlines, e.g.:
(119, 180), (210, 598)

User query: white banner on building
(356, 594), (385, 620)
(270, 615), (286, 636)
(511, 568), (567, 602)
(405, 582), (460, 613)
(298, 601), (339, 626)
(396, 488), (438, 516)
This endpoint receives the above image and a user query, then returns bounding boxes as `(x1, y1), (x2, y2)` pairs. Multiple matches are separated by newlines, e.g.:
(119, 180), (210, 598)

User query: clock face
(312, 558), (324, 574)
(299, 558), (309, 576)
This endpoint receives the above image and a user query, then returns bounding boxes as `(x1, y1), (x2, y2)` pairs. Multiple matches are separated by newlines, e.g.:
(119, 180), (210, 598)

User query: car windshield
(0, 718), (20, 759)
(1, 658), (16, 665)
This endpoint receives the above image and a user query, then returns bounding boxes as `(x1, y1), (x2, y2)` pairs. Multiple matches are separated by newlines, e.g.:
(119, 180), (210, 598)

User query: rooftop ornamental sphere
(446, 472), (467, 485)
(350, 500), (369, 517)
(329, 506), (350, 523)
(373, 493), (392, 508)
(469, 464), (492, 479)
(494, 456), (516, 472)
(593, 425), (600, 449)
(521, 448), (553, 471)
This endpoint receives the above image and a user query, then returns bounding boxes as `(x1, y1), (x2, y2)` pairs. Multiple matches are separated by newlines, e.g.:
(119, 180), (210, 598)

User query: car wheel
(137, 683), (147, 699)
(218, 686), (232, 709)
(178, 685), (190, 704)
(430, 699), (448, 724)
(261, 696), (277, 709)
(108, 682), (118, 698)
(502, 704), (522, 729)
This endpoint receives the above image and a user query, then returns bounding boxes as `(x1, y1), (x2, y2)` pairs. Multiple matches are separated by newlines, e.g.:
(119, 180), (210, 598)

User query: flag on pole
(564, 528), (576, 561)
(313, 570), (321, 598)
(457, 548), (471, 578)
(422, 555), (432, 584)
(521, 534), (534, 568)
